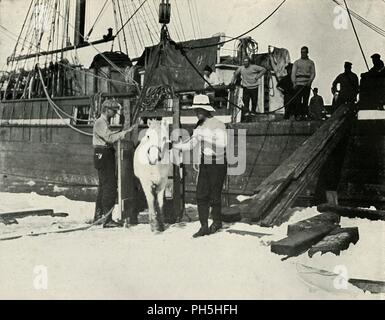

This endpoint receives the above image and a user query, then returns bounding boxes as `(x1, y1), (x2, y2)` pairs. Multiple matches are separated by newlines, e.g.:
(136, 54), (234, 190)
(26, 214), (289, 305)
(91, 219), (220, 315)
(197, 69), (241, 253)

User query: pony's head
(143, 119), (169, 165)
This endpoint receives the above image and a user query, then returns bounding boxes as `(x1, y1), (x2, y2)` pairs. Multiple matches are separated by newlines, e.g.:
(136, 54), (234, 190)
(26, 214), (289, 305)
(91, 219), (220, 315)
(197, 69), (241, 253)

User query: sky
(0, 0), (384, 103)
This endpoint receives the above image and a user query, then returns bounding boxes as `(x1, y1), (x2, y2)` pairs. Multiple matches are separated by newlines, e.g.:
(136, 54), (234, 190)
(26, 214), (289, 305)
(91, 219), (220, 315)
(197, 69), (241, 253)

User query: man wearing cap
(291, 46), (316, 120)
(369, 53), (385, 74)
(173, 94), (227, 238)
(331, 61), (359, 108)
(231, 57), (266, 120)
(93, 99), (136, 228)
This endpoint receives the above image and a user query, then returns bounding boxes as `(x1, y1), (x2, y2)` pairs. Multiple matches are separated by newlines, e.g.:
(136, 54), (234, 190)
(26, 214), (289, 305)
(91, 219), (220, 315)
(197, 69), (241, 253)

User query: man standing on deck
(173, 94), (228, 238)
(231, 57), (266, 121)
(93, 99), (136, 228)
(291, 46), (316, 120)
(369, 53), (385, 75)
(331, 62), (359, 108)
(309, 88), (325, 120)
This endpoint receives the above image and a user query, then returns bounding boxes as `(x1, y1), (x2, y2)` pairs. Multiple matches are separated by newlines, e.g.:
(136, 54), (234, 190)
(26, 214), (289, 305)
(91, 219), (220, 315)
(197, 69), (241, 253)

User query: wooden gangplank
(237, 104), (354, 227)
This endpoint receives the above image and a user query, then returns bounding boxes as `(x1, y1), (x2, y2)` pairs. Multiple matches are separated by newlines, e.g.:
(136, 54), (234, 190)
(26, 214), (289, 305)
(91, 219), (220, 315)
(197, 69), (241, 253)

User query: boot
(93, 207), (104, 225)
(209, 222), (223, 234)
(102, 206), (122, 228)
(193, 224), (210, 238)
(103, 220), (123, 228)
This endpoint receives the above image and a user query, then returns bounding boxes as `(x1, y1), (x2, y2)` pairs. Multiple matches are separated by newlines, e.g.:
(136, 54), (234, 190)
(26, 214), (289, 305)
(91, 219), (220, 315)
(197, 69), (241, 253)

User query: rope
(38, 68), (93, 136)
(174, 0), (187, 40)
(182, 0), (287, 50)
(86, 0), (110, 40)
(116, 0), (129, 54)
(115, 0), (148, 38)
(343, 0), (369, 71)
(187, 0), (197, 39)
(332, 0), (385, 38)
(141, 85), (174, 111)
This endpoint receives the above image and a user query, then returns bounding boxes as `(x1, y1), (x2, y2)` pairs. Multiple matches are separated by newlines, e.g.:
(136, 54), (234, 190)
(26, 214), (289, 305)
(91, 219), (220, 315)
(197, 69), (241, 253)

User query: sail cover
(141, 36), (221, 92)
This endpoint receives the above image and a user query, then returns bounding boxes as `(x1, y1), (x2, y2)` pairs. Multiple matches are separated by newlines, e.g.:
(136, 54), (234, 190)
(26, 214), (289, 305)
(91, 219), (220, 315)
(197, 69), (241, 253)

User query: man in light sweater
(232, 57), (266, 120)
(173, 94), (227, 238)
(291, 46), (316, 120)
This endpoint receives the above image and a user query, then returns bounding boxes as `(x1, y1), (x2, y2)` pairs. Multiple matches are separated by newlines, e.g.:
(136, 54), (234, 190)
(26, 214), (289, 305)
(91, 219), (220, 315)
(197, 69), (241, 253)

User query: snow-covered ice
(0, 192), (383, 300)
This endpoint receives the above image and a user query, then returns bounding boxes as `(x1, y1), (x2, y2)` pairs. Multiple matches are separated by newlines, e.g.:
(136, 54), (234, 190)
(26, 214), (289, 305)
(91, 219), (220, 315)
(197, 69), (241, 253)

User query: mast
(74, 0), (86, 46)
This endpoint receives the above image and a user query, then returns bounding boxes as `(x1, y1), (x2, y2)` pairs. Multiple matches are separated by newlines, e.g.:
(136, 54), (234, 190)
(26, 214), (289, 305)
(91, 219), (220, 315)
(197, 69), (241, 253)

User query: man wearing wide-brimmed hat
(93, 99), (136, 228)
(173, 94), (228, 238)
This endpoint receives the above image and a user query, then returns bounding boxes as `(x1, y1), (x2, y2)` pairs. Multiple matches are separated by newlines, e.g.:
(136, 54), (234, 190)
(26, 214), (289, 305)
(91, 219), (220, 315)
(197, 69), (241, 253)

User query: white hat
(189, 94), (215, 112)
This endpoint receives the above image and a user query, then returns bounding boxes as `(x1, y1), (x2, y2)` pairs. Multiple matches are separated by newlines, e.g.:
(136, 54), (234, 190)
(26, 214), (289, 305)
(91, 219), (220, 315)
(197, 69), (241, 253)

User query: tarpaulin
(142, 37), (221, 92)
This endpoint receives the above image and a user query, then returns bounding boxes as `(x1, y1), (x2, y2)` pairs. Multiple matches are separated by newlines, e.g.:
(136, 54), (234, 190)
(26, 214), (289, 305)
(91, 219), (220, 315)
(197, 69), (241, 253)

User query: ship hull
(0, 96), (327, 205)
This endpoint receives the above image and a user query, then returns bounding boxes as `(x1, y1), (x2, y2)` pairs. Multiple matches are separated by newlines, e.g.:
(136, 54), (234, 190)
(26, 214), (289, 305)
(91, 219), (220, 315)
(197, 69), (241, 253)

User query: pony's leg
(155, 188), (166, 232)
(141, 183), (157, 232)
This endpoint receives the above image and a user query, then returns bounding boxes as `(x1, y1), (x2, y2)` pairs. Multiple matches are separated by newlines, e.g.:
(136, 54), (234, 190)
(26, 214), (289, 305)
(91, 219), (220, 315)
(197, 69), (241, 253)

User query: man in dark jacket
(277, 63), (295, 119)
(331, 61), (359, 108)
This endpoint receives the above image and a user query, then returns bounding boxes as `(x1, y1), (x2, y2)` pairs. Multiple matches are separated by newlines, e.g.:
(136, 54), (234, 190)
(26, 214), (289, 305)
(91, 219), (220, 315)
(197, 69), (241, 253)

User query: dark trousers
(196, 163), (227, 226)
(293, 85), (311, 117)
(94, 147), (117, 222)
(242, 87), (259, 119)
(284, 93), (296, 119)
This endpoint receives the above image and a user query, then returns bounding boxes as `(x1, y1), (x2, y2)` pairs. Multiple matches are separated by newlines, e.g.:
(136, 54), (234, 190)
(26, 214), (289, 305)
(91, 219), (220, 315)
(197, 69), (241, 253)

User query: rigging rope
(0, 23), (136, 88)
(187, 0), (197, 39)
(343, 0), (369, 71)
(38, 68), (93, 136)
(115, 0), (149, 38)
(174, 0), (186, 40)
(116, 0), (130, 54)
(86, 0), (110, 40)
(183, 0), (287, 50)
(332, 0), (385, 38)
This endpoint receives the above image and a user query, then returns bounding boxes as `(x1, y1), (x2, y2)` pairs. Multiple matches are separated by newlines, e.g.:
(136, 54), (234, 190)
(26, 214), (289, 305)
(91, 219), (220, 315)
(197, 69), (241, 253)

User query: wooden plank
(317, 203), (385, 221)
(348, 279), (385, 294)
(0, 209), (57, 219)
(308, 227), (359, 257)
(259, 110), (351, 226)
(170, 98), (184, 222)
(227, 229), (272, 238)
(287, 213), (340, 236)
(238, 105), (351, 224)
(271, 224), (337, 258)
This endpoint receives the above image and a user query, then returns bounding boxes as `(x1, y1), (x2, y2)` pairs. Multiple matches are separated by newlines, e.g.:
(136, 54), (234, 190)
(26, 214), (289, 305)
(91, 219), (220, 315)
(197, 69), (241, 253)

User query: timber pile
(271, 213), (359, 259)
(237, 104), (353, 227)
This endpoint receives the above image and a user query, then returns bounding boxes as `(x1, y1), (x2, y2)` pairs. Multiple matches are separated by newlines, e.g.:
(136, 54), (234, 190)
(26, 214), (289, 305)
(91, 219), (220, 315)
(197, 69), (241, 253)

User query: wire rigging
(183, 0), (287, 50)
(343, 0), (369, 70)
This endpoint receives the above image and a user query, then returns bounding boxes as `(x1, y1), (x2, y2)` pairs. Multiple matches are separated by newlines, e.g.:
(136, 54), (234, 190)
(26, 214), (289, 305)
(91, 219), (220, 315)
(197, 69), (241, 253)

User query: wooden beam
(0, 209), (54, 219)
(239, 104), (352, 226)
(7, 37), (115, 63)
(317, 203), (385, 221)
(271, 224), (337, 258)
(308, 227), (359, 257)
(287, 213), (340, 236)
(172, 98), (184, 222)
(226, 229), (272, 238)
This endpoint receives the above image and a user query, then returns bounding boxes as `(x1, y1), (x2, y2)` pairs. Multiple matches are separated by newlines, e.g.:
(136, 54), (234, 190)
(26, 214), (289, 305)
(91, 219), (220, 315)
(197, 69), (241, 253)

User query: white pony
(134, 119), (172, 232)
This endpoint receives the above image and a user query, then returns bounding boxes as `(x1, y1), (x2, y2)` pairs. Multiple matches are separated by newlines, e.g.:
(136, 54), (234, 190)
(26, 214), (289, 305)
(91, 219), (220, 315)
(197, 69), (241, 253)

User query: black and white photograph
(0, 0), (384, 302)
